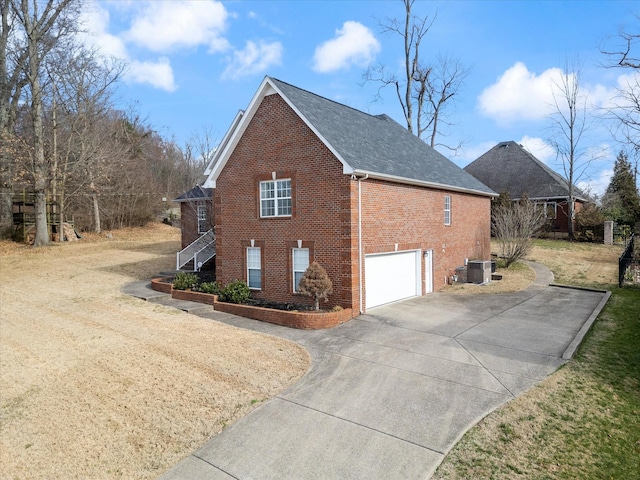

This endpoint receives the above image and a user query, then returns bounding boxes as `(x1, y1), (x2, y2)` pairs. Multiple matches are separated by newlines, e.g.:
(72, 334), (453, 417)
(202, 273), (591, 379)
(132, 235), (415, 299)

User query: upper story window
(197, 204), (208, 234)
(260, 179), (292, 217)
(444, 195), (451, 226)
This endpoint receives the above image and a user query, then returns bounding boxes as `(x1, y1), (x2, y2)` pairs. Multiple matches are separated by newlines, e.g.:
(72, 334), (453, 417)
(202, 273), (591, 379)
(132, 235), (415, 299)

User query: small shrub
(219, 280), (251, 304)
(173, 272), (198, 290)
(298, 262), (333, 310)
(331, 305), (343, 312)
(198, 281), (221, 295)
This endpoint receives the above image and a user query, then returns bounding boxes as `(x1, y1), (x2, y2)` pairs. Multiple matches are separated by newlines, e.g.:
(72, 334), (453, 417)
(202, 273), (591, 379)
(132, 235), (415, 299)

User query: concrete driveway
(159, 262), (609, 480)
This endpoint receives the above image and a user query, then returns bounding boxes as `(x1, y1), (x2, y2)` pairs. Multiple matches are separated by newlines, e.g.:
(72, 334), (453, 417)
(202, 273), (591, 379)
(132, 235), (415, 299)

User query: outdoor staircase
(176, 229), (216, 271)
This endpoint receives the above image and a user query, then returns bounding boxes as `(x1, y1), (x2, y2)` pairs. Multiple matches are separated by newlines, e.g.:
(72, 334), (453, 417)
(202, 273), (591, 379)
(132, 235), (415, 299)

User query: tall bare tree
(547, 61), (595, 240)
(0, 0), (29, 237)
(11, 0), (79, 245)
(48, 44), (124, 234)
(602, 16), (639, 174)
(364, 0), (467, 151)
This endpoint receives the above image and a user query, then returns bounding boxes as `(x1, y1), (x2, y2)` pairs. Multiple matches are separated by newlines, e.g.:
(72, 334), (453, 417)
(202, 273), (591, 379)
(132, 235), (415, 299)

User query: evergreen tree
(602, 151), (640, 226)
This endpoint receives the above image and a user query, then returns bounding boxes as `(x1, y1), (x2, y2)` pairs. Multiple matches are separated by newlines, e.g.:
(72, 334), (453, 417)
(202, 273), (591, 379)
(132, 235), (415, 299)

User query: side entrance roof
(204, 76), (495, 197)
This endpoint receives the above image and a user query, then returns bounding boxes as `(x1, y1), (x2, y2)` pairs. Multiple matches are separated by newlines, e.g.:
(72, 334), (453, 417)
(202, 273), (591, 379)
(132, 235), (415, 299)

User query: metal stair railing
(176, 229), (216, 271)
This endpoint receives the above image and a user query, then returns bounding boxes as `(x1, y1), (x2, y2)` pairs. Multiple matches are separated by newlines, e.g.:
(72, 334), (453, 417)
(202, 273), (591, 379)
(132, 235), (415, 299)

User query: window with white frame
(260, 179), (292, 217)
(246, 247), (262, 289)
(444, 195), (451, 225)
(545, 201), (557, 219)
(292, 248), (309, 292)
(197, 204), (208, 233)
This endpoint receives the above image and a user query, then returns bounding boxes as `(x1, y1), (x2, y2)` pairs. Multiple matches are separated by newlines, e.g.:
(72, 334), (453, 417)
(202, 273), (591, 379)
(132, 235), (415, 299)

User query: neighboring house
(464, 141), (589, 235)
(192, 76), (495, 313)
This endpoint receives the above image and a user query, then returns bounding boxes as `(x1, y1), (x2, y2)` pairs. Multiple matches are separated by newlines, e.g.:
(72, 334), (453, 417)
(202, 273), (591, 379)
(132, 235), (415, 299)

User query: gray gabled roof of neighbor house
(204, 76), (495, 197)
(174, 185), (213, 202)
(464, 141), (589, 201)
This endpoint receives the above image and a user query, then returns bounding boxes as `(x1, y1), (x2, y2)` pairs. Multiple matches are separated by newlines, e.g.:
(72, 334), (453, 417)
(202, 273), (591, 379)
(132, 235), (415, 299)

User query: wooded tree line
(1, 0), (204, 244)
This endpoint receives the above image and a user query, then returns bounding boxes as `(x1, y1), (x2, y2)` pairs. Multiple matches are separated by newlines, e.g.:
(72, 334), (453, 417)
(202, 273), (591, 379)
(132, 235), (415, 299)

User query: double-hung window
(197, 204), (208, 234)
(292, 248), (309, 292)
(260, 179), (292, 217)
(444, 195), (451, 226)
(246, 247), (262, 289)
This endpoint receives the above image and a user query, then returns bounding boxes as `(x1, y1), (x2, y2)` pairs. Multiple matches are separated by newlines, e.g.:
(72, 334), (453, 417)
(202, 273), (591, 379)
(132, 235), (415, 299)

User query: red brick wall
(214, 93), (356, 311)
(215, 92), (491, 312)
(180, 199), (213, 249)
(360, 179), (491, 293)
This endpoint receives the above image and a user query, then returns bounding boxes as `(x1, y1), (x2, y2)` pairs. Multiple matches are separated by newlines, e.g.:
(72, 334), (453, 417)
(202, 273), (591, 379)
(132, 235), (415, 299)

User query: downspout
(357, 174), (368, 314)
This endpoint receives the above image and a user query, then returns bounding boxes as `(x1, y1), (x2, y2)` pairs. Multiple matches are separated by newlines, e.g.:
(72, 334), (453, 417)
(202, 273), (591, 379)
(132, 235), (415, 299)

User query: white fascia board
(352, 170), (497, 197)
(512, 195), (575, 202)
(202, 109), (245, 188)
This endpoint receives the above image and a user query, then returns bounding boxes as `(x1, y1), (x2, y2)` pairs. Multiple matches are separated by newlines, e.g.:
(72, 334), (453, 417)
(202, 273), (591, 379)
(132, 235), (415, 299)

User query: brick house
(194, 76), (495, 313)
(464, 141), (589, 235)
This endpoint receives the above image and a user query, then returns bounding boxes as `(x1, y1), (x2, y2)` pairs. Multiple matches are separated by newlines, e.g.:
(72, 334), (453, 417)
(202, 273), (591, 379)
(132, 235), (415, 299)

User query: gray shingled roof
(174, 185), (213, 202)
(464, 141), (588, 201)
(270, 78), (494, 196)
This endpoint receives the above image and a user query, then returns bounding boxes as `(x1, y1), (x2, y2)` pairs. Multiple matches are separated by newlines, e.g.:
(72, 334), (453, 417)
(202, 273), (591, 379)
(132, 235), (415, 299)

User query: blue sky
(83, 0), (639, 196)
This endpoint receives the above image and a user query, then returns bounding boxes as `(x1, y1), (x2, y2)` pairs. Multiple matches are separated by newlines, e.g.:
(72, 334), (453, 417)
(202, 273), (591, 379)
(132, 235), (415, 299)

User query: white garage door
(365, 250), (421, 309)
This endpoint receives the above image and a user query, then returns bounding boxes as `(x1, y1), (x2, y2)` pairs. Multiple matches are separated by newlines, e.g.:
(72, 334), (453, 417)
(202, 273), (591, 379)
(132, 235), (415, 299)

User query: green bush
(218, 280), (250, 304)
(172, 272), (199, 290)
(198, 281), (221, 295)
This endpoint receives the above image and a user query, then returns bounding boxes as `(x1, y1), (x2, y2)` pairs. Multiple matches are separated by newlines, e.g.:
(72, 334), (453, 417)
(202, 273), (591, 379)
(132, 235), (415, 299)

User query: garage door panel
(365, 251), (420, 309)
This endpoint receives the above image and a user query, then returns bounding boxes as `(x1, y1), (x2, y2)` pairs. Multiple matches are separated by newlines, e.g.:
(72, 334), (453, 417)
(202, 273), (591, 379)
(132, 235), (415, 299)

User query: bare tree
(11, 0), (79, 245)
(547, 61), (595, 240)
(363, 0), (467, 151)
(47, 44), (124, 234)
(0, 0), (29, 237)
(492, 196), (547, 267)
(602, 17), (640, 159)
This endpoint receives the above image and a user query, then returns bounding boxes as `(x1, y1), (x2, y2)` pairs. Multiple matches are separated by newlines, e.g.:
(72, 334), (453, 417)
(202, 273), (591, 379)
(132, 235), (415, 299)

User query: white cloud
(222, 41), (283, 80)
(578, 169), (613, 198)
(519, 136), (556, 164)
(313, 21), (380, 73)
(127, 57), (177, 92)
(478, 62), (563, 123)
(79, 4), (128, 59)
(459, 141), (498, 164)
(124, 0), (230, 53)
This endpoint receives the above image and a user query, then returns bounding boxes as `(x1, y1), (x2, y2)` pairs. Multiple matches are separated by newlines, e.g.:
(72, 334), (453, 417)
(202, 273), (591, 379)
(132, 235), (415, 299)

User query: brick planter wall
(150, 278), (354, 329)
(213, 301), (354, 329)
(151, 277), (173, 294)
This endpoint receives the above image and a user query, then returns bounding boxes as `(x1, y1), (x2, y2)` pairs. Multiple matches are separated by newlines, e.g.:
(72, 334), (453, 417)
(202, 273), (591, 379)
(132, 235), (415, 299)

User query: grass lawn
(433, 239), (640, 479)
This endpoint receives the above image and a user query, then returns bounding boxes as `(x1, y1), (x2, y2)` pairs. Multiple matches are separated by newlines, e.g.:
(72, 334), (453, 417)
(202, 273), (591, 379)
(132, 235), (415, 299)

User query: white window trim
(292, 248), (309, 292)
(260, 178), (292, 218)
(444, 195), (451, 226)
(197, 205), (208, 234)
(246, 247), (261, 290)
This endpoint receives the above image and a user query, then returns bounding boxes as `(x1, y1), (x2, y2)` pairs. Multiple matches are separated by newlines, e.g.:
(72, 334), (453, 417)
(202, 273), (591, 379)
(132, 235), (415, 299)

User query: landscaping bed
(151, 276), (354, 329)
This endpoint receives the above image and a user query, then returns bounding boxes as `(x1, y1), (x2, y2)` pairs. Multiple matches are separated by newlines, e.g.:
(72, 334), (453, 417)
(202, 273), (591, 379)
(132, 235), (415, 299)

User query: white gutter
(352, 169), (497, 198)
(357, 174), (368, 314)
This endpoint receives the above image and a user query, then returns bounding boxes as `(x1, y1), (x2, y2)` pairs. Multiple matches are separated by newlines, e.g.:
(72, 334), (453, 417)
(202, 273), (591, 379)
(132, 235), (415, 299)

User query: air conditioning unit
(467, 260), (492, 284)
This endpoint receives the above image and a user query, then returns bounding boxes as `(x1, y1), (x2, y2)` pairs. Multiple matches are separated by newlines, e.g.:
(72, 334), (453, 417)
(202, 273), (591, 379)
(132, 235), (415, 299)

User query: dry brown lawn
(0, 228), (625, 480)
(0, 223), (309, 479)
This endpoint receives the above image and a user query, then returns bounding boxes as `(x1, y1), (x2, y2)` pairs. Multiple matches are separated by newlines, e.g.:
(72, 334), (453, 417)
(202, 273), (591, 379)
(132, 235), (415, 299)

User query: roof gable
(464, 141), (588, 201)
(205, 76), (494, 196)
